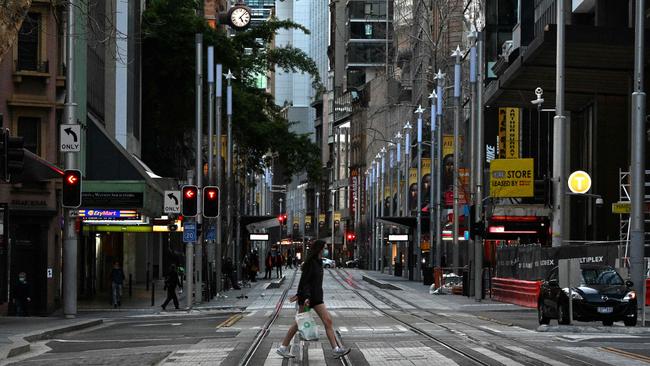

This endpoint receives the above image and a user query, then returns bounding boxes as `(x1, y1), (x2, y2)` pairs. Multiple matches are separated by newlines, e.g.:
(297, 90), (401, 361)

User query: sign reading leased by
(489, 158), (534, 197)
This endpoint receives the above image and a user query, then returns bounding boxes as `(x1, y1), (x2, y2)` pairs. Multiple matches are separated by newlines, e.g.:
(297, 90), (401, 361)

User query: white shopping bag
(295, 309), (319, 341)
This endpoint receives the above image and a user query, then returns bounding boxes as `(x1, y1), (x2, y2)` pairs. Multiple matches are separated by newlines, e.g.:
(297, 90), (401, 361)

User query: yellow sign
(334, 212), (341, 223)
(443, 135), (464, 157)
(612, 202), (631, 214)
(489, 158), (534, 197)
(506, 108), (519, 158)
(408, 168), (417, 186)
(568, 170), (592, 194)
(305, 215), (312, 225)
(319, 213), (326, 226)
(498, 109), (507, 158)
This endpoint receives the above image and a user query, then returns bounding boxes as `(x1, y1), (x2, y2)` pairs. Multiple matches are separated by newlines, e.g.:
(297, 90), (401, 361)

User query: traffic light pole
(215, 64), (223, 296)
(194, 34), (203, 305)
(63, 0), (78, 318)
(207, 46), (215, 299)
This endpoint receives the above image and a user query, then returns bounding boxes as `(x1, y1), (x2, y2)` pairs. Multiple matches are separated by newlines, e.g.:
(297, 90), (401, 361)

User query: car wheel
(602, 320), (614, 326)
(557, 302), (570, 325)
(324, 264), (330, 268)
(624, 317), (637, 327)
(538, 303), (550, 325)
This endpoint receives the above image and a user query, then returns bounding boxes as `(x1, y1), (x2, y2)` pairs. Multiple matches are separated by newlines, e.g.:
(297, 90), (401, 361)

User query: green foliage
(141, 0), (322, 183)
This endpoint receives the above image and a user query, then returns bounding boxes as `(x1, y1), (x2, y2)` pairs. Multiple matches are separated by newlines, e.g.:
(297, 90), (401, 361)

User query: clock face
(230, 7), (251, 28)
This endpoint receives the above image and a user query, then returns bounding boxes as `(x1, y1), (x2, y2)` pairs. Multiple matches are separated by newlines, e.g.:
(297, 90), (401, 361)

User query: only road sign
(183, 222), (197, 243)
(164, 190), (181, 213)
(60, 124), (81, 152)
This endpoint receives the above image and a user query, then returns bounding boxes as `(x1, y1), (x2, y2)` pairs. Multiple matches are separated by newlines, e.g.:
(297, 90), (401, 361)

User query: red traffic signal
(182, 185), (198, 217)
(62, 169), (82, 208)
(278, 213), (287, 225)
(202, 186), (219, 218)
(346, 232), (356, 241)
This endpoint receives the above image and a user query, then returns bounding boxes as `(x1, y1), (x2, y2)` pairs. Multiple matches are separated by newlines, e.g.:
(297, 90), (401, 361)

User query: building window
(17, 117), (40, 155)
(17, 13), (42, 72)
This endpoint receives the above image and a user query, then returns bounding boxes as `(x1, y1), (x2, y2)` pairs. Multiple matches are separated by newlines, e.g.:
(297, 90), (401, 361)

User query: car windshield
(581, 268), (624, 286)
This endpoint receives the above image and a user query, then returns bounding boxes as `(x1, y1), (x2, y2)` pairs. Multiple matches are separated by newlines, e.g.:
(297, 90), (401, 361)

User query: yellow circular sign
(568, 170), (592, 194)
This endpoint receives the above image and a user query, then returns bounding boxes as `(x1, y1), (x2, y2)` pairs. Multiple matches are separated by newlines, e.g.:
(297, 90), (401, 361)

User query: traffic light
(0, 128), (24, 182)
(346, 232), (356, 241)
(467, 205), (485, 239)
(182, 185), (198, 217)
(278, 213), (287, 225)
(202, 186), (220, 218)
(62, 169), (82, 208)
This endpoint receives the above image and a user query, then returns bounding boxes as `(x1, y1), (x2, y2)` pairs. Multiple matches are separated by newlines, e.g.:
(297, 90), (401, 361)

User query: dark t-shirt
(297, 256), (324, 303)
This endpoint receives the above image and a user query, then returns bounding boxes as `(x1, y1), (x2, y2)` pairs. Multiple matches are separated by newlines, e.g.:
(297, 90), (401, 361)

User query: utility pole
(434, 70), (445, 271)
(428, 90), (437, 268)
(452, 46), (463, 272)
(395, 132), (402, 218)
(186, 171), (195, 309)
(552, 0), (567, 248)
(194, 33), (203, 305)
(475, 30), (486, 302)
(380, 146), (386, 272)
(403, 122), (412, 278)
(207, 46), (215, 300)
(215, 63), (223, 296)
(331, 188), (336, 261)
(415, 105), (425, 282)
(63, 0), (78, 318)
(226, 70), (235, 281)
(388, 142), (394, 275)
(468, 28), (479, 298)
(630, 0), (646, 318)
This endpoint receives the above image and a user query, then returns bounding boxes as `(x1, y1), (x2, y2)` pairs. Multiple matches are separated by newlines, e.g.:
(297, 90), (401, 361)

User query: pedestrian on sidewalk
(274, 252), (284, 279)
(286, 252), (293, 269)
(250, 250), (259, 283)
(111, 262), (125, 308)
(162, 264), (182, 310)
(224, 257), (241, 290)
(13, 272), (31, 316)
(276, 240), (351, 359)
(264, 252), (273, 280)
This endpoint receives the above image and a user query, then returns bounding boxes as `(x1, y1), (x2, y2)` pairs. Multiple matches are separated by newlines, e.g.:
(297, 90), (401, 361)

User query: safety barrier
(646, 279), (650, 306)
(491, 277), (542, 308)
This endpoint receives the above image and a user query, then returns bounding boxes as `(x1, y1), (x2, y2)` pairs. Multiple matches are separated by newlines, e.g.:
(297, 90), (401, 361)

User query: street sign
(206, 225), (216, 241)
(183, 222), (197, 243)
(249, 233), (269, 241)
(568, 170), (592, 194)
(388, 234), (409, 241)
(60, 124), (81, 152)
(612, 202), (631, 214)
(164, 190), (181, 213)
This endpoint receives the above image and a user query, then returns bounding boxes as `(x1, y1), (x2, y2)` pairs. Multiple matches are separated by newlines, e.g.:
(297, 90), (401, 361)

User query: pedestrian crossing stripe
(508, 346), (571, 366)
(472, 347), (524, 366)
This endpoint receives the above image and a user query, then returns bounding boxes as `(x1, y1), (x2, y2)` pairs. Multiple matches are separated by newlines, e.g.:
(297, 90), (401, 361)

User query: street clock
(228, 4), (251, 30)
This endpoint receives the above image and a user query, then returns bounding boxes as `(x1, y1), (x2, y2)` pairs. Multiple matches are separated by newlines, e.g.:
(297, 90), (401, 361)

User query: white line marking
(508, 346), (571, 366)
(472, 347), (524, 366)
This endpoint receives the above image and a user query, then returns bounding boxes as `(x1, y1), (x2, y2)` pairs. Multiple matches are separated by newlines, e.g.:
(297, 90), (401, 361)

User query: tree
(0, 0), (32, 63)
(141, 0), (322, 183)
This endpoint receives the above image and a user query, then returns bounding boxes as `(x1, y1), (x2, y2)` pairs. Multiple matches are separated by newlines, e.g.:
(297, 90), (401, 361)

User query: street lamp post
(452, 45), (463, 273)
(403, 122), (412, 278)
(331, 188), (336, 261)
(315, 191), (320, 240)
(375, 155), (381, 270)
(380, 146), (386, 273)
(395, 132), (402, 218)
(434, 70), (445, 271)
(388, 142), (395, 275)
(428, 90), (437, 270)
(226, 69), (236, 282)
(415, 105), (425, 282)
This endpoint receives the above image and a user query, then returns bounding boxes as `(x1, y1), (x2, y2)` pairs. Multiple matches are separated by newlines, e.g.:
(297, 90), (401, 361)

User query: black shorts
(298, 299), (324, 308)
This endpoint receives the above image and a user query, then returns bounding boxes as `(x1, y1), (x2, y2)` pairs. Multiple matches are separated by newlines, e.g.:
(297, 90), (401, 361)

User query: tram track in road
(333, 268), (615, 366)
(238, 268), (352, 366)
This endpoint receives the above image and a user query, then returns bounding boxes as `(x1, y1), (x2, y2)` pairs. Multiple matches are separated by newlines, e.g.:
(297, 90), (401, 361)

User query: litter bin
(422, 266), (433, 285)
(462, 270), (469, 296)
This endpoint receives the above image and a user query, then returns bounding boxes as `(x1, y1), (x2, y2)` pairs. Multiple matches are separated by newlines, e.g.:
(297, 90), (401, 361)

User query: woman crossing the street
(276, 240), (351, 359)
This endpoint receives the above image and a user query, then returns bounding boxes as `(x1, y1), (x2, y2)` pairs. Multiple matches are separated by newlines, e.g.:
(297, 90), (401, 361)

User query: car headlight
(563, 288), (583, 300)
(623, 291), (636, 301)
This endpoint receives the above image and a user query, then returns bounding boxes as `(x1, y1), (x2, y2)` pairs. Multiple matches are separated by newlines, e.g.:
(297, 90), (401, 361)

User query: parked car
(345, 258), (360, 268)
(322, 258), (336, 268)
(538, 264), (637, 326)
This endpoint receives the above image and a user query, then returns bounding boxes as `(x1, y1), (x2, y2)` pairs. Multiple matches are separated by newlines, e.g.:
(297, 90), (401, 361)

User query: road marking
(472, 347), (524, 366)
(309, 342), (327, 365)
(508, 346), (571, 366)
(601, 347), (650, 364)
(395, 325), (408, 332)
(479, 325), (502, 333)
(216, 313), (243, 328)
(132, 322), (182, 327)
(339, 327), (348, 333)
(559, 347), (650, 366)
(357, 341), (458, 364)
(162, 346), (234, 365)
(246, 310), (258, 317)
(265, 342), (289, 366)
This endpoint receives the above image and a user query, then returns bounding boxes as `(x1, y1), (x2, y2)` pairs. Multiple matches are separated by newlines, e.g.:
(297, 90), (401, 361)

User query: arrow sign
(164, 190), (181, 213)
(64, 127), (78, 142)
(60, 124), (81, 152)
(168, 192), (179, 205)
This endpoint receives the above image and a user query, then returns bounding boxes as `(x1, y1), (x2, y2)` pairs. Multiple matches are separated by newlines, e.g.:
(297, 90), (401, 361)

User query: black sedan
(538, 264), (637, 326)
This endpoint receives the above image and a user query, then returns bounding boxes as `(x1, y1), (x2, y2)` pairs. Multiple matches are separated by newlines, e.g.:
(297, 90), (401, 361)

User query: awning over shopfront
(13, 149), (64, 182)
(83, 116), (163, 218)
(486, 25), (645, 110)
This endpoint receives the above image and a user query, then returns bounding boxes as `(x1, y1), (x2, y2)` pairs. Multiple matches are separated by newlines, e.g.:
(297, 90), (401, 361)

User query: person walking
(13, 272), (31, 316)
(111, 262), (125, 308)
(276, 240), (351, 359)
(274, 252), (284, 279)
(250, 251), (259, 282)
(264, 252), (273, 280)
(286, 252), (293, 269)
(161, 264), (182, 310)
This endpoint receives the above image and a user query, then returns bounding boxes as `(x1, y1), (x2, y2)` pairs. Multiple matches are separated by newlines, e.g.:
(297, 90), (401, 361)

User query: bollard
(146, 270), (150, 291)
(151, 280), (155, 307)
(129, 274), (132, 298)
